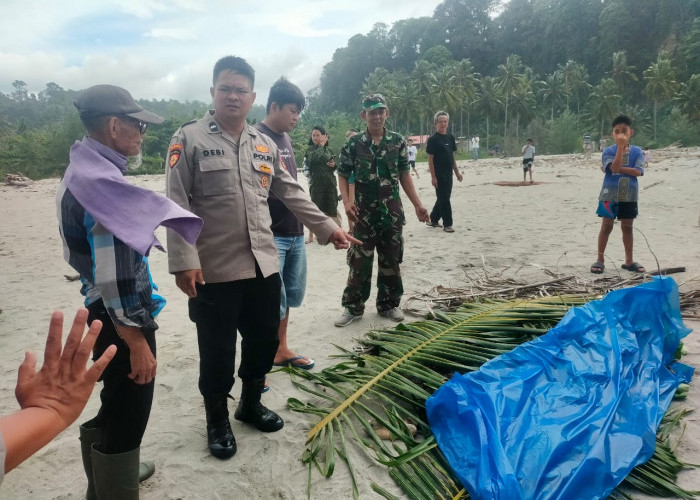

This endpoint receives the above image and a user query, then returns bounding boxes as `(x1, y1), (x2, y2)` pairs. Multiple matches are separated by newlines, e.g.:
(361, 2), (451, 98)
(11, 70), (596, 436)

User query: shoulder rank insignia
(169, 143), (183, 168)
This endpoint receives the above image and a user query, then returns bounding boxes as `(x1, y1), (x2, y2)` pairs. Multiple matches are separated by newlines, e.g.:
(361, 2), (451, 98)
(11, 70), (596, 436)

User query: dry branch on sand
(4, 173), (33, 187)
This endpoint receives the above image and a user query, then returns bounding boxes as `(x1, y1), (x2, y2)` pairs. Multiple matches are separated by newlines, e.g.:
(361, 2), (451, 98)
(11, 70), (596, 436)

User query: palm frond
(288, 286), (698, 499)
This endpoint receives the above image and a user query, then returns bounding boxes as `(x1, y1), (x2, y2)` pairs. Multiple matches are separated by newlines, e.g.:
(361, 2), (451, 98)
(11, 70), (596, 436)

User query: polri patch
(169, 143), (183, 168)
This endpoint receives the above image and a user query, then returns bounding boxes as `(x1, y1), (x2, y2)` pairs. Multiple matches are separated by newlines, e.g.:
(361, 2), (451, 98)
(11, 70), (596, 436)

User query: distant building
(408, 135), (429, 147)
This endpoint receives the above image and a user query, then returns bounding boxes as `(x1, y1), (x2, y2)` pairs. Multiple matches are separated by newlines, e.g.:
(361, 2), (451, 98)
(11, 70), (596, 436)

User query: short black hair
(213, 56), (255, 88)
(266, 77), (305, 114)
(526, 138), (533, 142)
(611, 115), (632, 128)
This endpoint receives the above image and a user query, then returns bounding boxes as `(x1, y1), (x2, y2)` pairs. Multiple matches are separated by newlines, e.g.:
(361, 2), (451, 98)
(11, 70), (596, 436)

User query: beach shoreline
(1, 147), (698, 499)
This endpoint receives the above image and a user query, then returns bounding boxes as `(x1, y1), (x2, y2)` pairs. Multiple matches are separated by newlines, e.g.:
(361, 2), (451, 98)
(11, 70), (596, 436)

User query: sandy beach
(1, 147), (699, 499)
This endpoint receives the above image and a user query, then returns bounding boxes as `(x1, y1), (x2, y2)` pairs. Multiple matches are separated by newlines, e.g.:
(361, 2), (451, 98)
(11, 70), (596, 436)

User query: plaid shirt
(56, 181), (164, 330)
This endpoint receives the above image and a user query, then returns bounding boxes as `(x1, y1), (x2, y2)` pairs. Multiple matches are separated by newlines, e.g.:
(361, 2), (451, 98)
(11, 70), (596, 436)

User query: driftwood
(5, 173), (32, 187)
(404, 265), (699, 319)
(64, 274), (81, 282)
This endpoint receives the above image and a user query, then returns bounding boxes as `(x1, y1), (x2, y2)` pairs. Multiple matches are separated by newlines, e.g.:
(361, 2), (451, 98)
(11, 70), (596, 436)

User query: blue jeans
(472, 147), (479, 160)
(274, 235), (307, 319)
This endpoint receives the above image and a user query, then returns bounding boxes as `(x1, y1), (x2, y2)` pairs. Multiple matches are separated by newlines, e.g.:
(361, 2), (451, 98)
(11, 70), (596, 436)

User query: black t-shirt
(255, 122), (304, 236)
(426, 132), (456, 175)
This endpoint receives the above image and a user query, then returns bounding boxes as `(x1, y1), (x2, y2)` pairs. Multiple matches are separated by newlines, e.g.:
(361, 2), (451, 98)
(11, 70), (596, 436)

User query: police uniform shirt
(166, 110), (337, 283)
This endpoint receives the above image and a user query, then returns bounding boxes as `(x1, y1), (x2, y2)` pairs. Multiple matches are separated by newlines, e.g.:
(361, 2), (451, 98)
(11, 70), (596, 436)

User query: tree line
(1, 0), (699, 179)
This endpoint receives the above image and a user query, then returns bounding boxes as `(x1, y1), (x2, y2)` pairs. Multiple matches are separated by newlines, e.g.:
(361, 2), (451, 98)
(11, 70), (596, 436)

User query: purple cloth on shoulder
(63, 137), (202, 256)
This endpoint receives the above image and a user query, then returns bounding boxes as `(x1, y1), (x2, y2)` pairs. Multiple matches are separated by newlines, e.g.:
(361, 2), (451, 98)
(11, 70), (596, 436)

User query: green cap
(362, 93), (387, 110)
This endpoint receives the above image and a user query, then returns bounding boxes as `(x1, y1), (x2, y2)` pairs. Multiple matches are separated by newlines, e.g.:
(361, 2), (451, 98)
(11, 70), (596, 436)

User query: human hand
(415, 206), (430, 223)
(456, 171), (463, 182)
(175, 269), (204, 298)
(328, 158), (336, 168)
(127, 339), (157, 385)
(344, 202), (359, 223)
(329, 228), (362, 249)
(15, 309), (116, 428)
(431, 177), (437, 188)
(320, 134), (329, 147)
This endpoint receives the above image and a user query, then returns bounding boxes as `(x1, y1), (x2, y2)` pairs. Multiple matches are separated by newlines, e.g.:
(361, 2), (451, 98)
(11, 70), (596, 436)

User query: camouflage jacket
(338, 128), (409, 229)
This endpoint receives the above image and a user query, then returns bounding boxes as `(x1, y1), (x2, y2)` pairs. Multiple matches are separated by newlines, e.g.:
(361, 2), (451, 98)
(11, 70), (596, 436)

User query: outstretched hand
(15, 309), (116, 428)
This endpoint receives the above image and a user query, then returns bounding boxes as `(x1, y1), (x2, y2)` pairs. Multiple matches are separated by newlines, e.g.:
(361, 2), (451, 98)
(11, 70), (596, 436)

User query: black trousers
(88, 301), (156, 454)
(189, 267), (281, 398)
(430, 172), (454, 228)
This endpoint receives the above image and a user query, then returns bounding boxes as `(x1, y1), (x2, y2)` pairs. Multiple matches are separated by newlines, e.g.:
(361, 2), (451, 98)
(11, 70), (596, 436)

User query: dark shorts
(522, 158), (533, 171)
(596, 201), (638, 219)
(409, 160), (416, 169)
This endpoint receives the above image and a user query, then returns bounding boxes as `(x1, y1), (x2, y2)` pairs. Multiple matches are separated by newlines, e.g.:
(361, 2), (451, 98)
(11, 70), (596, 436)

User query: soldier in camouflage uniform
(335, 94), (430, 327)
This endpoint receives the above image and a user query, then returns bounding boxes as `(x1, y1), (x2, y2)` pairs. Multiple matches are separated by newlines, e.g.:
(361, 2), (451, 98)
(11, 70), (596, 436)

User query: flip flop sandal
(621, 262), (646, 273)
(590, 261), (604, 274)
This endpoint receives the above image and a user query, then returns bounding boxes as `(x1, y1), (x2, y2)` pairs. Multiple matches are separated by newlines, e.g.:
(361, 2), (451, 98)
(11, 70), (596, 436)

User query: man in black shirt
(426, 111), (462, 233)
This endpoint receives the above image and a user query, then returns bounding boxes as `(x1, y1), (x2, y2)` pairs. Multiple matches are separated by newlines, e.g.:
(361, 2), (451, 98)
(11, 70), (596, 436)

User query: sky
(0, 0), (444, 105)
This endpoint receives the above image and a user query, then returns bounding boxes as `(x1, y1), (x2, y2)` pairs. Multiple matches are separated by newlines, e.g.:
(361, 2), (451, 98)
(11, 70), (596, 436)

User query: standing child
(407, 138), (420, 178)
(590, 115), (645, 274)
(521, 138), (535, 183)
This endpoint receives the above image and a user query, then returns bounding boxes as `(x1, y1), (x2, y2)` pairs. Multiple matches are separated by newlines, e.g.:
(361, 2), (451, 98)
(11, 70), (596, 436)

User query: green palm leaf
(287, 293), (697, 499)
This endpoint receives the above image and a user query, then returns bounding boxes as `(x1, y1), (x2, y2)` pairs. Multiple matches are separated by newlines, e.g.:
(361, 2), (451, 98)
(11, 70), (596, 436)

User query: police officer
(165, 56), (358, 460)
(335, 93), (430, 327)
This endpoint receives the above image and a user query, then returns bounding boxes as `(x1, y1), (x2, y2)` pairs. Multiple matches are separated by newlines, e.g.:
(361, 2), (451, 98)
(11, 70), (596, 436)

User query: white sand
(1, 147), (699, 499)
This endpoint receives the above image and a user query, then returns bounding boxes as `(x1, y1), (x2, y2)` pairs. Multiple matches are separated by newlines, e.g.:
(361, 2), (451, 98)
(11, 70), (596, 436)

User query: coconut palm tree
(474, 76), (502, 150)
(559, 60), (591, 114)
(610, 50), (638, 93)
(496, 55), (528, 145)
(429, 67), (459, 133)
(674, 74), (700, 122)
(412, 60), (436, 138)
(451, 59), (480, 138)
(538, 70), (569, 120)
(643, 52), (678, 139)
(589, 78), (622, 139)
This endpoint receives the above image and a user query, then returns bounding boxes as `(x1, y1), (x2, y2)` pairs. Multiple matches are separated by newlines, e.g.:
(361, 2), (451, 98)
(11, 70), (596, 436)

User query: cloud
(0, 0), (443, 102)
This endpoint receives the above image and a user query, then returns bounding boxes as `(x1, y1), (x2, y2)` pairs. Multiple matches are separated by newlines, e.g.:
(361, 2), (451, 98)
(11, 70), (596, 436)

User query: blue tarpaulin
(426, 276), (694, 500)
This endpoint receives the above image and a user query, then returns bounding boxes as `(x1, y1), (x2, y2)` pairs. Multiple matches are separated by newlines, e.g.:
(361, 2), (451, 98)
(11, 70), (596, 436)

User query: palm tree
(451, 59), (480, 138)
(643, 52), (677, 139)
(538, 71), (569, 120)
(430, 67), (459, 133)
(474, 76), (502, 150)
(559, 60), (591, 114)
(674, 74), (700, 122)
(589, 78), (622, 139)
(610, 50), (638, 93)
(496, 55), (528, 145)
(412, 60), (436, 138)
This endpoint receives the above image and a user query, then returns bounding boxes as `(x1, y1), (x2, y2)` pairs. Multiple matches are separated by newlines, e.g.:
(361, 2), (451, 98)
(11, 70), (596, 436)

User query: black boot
(204, 396), (237, 459)
(234, 378), (284, 432)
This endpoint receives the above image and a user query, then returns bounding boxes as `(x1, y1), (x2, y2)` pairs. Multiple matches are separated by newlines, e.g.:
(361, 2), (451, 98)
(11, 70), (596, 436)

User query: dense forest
(1, 0), (698, 179)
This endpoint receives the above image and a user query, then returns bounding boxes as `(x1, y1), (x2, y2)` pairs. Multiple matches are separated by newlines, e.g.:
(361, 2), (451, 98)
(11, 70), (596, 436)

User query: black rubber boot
(79, 422), (101, 500)
(234, 378), (284, 432)
(92, 446), (141, 500)
(204, 396), (237, 459)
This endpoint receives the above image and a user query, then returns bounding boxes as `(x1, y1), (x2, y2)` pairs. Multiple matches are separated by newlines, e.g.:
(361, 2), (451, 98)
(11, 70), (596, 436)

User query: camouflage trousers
(342, 223), (404, 315)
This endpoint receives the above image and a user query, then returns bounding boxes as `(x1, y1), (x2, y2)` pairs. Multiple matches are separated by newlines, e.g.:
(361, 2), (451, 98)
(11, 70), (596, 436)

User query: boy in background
(590, 115), (645, 274)
(521, 138), (535, 183)
(407, 138), (419, 178)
